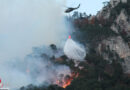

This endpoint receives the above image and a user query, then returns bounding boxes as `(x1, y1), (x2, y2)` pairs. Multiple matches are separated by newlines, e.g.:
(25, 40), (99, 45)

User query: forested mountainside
(20, 0), (130, 90)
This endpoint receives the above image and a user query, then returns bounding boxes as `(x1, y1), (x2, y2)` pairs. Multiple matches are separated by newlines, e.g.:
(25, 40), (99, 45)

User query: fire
(56, 72), (79, 88)
(62, 77), (72, 88)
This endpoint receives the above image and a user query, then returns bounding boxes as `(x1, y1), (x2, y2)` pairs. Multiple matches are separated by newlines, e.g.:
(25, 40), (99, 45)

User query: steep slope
(19, 0), (130, 90)
(96, 0), (130, 73)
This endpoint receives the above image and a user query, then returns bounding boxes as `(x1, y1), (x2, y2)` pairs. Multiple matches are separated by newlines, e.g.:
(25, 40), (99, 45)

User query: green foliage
(20, 46), (130, 90)
(19, 1), (130, 90)
(65, 52), (130, 90)
(72, 24), (117, 46)
(20, 84), (64, 90)
(47, 85), (64, 90)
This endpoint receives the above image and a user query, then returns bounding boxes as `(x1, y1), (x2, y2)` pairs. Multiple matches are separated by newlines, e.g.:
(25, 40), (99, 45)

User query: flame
(56, 72), (79, 88)
(62, 77), (72, 88)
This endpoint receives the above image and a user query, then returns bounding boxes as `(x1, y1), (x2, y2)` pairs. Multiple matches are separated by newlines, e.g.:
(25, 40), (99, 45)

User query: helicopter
(65, 4), (80, 13)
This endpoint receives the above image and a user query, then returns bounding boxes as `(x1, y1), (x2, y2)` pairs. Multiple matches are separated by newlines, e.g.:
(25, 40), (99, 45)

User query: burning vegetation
(20, 1), (130, 90)
(56, 72), (79, 88)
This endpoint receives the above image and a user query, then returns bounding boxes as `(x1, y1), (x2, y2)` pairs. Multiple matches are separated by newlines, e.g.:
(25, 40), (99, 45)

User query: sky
(59, 0), (110, 15)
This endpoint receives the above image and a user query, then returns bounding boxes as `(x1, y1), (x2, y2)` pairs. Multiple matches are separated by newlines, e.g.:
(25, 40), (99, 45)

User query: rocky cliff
(96, 0), (130, 73)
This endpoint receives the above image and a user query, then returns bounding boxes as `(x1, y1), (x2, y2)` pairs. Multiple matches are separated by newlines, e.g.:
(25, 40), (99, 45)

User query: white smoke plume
(0, 0), (69, 61)
(0, 0), (71, 89)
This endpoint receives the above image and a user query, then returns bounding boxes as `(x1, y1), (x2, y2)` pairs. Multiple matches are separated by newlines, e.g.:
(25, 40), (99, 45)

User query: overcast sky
(61, 0), (110, 15)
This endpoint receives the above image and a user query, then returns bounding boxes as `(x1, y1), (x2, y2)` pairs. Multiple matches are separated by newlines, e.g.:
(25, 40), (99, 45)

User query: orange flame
(56, 72), (79, 88)
(62, 77), (72, 88)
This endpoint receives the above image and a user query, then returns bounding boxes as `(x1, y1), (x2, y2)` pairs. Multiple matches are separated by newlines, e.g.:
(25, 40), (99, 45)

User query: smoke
(0, 0), (69, 61)
(0, 0), (71, 89)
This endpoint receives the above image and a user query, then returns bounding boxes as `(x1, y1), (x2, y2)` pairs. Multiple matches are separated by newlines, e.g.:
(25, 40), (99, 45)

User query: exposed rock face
(111, 9), (130, 42)
(97, 36), (130, 72)
(110, 0), (127, 7)
(98, 36), (129, 57)
(116, 10), (130, 36)
(97, 0), (127, 19)
(96, 0), (130, 73)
